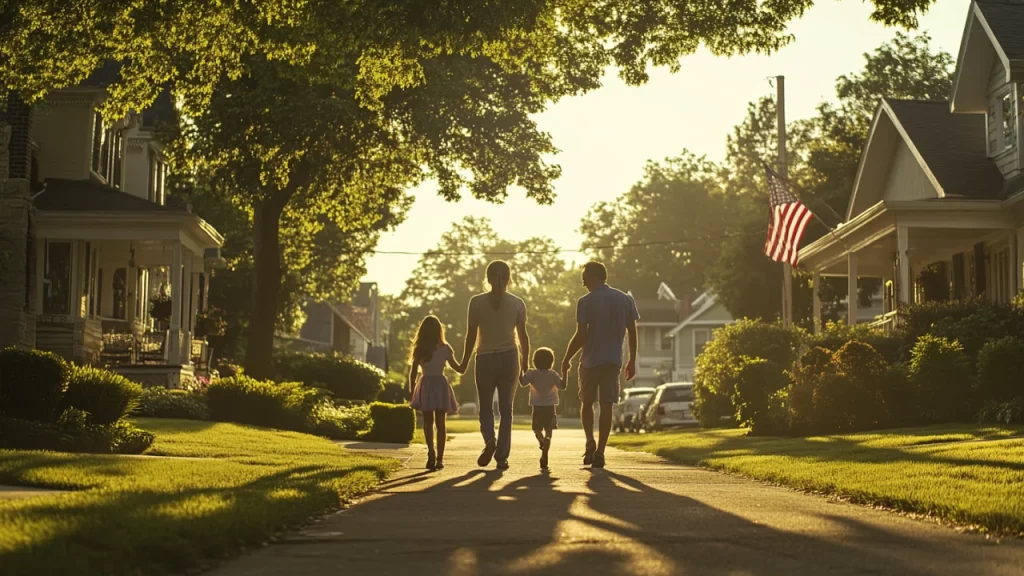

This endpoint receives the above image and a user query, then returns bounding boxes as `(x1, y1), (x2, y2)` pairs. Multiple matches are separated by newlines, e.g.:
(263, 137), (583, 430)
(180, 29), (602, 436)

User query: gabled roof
(35, 179), (184, 213)
(667, 292), (728, 336)
(846, 99), (1004, 219)
(951, 1), (1024, 112)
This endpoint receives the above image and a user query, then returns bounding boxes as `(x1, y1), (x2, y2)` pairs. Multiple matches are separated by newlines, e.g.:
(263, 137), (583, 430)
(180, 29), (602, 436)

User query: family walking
(407, 260), (640, 471)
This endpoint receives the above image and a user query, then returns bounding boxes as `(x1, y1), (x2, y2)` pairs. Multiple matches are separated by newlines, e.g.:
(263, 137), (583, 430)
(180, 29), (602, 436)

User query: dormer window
(989, 87), (1017, 156)
(90, 111), (122, 188)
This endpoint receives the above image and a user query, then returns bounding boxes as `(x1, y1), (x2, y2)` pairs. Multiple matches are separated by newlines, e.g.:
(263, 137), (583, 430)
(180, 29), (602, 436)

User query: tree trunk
(244, 196), (287, 380)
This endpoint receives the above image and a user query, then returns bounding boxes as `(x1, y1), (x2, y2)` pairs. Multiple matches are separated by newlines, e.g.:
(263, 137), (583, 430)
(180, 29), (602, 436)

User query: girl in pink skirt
(408, 315), (464, 470)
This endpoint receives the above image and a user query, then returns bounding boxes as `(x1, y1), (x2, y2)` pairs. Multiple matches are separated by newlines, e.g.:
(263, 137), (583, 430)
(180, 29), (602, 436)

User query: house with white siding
(798, 0), (1024, 330)
(666, 291), (735, 382)
(0, 65), (224, 387)
(627, 283), (689, 389)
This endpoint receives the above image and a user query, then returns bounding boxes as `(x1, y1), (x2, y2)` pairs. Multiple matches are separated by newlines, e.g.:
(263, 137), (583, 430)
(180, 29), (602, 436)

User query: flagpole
(777, 75), (793, 327)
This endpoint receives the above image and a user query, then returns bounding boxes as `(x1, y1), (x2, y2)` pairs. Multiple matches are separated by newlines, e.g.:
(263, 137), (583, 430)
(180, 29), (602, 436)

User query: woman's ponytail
(486, 260), (511, 309)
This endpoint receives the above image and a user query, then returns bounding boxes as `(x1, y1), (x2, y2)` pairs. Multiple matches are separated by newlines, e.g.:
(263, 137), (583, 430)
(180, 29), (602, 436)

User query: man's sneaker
(540, 453), (549, 470)
(583, 440), (597, 466)
(592, 451), (606, 469)
(496, 460), (510, 470)
(478, 439), (497, 467)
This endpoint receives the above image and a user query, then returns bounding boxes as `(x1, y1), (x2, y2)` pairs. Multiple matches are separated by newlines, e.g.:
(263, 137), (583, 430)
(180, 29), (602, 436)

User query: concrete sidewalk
(209, 429), (1024, 575)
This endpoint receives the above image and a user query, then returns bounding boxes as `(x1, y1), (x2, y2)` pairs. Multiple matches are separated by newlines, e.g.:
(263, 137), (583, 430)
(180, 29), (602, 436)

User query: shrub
(364, 402), (415, 443)
(812, 341), (887, 433)
(731, 357), (790, 435)
(306, 400), (371, 439)
(909, 335), (973, 422)
(207, 375), (322, 430)
(377, 383), (410, 404)
(976, 337), (1024, 404)
(274, 351), (385, 402)
(903, 299), (1024, 364)
(978, 397), (1024, 425)
(134, 387), (209, 420)
(810, 322), (905, 364)
(0, 348), (69, 422)
(61, 366), (143, 424)
(0, 409), (154, 454)
(787, 346), (832, 434)
(693, 319), (804, 427)
(878, 362), (916, 427)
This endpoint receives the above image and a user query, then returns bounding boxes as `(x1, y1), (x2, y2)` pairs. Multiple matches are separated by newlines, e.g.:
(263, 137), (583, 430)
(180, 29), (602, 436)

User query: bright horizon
(363, 0), (969, 296)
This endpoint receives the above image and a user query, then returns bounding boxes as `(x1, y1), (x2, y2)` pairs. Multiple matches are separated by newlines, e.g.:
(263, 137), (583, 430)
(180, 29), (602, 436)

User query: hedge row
(694, 300), (1024, 436)
(0, 348), (152, 453)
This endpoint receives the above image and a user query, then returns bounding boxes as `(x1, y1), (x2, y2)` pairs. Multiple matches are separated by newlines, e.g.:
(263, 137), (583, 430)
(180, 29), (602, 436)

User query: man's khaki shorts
(579, 364), (620, 404)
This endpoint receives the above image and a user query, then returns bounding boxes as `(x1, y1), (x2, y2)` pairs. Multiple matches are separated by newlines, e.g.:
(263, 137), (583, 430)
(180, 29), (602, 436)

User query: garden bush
(903, 299), (1024, 364)
(274, 351), (385, 402)
(0, 348), (69, 422)
(909, 335), (973, 422)
(786, 346), (833, 434)
(731, 357), (790, 435)
(0, 408), (154, 454)
(978, 396), (1024, 425)
(812, 340), (887, 433)
(878, 362), (916, 426)
(61, 366), (143, 424)
(207, 375), (322, 430)
(693, 319), (804, 427)
(364, 402), (415, 443)
(134, 387), (209, 420)
(810, 322), (905, 364)
(976, 337), (1024, 404)
(306, 400), (371, 439)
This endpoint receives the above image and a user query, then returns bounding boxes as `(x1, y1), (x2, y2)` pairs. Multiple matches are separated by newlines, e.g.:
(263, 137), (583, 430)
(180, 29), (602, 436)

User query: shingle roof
(633, 298), (682, 323)
(977, 0), (1024, 61)
(884, 99), (1005, 200)
(35, 179), (183, 213)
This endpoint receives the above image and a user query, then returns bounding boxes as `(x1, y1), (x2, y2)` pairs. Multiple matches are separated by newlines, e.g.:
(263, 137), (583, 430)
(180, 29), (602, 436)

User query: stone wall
(0, 92), (37, 350)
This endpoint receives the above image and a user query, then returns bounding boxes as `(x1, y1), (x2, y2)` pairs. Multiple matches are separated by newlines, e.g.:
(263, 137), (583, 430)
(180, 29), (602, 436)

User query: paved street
(209, 429), (1024, 576)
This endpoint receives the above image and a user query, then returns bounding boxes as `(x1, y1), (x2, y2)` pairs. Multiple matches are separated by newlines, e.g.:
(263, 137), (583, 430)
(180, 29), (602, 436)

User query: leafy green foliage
(809, 321), (905, 363)
(0, 348), (69, 422)
(61, 366), (143, 425)
(0, 409), (153, 454)
(978, 397), (1024, 425)
(692, 319), (804, 426)
(810, 341), (887, 433)
(730, 357), (790, 435)
(206, 375), (321, 430)
(134, 388), (209, 421)
(364, 402), (415, 443)
(274, 351), (385, 402)
(305, 401), (371, 440)
(976, 337), (1024, 405)
(909, 335), (973, 422)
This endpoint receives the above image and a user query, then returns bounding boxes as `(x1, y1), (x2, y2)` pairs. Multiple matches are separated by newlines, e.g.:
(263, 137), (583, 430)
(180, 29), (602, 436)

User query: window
(91, 112), (104, 173)
(990, 88), (1017, 155)
(43, 241), (72, 315)
(661, 331), (673, 352)
(112, 268), (127, 319)
(111, 131), (123, 188)
(693, 328), (711, 359)
(148, 154), (157, 201)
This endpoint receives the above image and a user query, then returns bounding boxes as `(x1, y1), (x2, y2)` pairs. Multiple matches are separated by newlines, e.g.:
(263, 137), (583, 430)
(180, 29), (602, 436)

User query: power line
(367, 231), (764, 256)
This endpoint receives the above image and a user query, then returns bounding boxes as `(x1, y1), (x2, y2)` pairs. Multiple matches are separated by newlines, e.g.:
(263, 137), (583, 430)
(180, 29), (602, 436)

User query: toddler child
(519, 347), (567, 470)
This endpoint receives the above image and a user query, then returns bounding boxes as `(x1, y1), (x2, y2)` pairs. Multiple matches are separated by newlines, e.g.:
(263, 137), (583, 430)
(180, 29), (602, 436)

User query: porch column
(1010, 230), (1019, 297)
(847, 252), (858, 326)
(180, 250), (193, 365)
(126, 264), (138, 325)
(1017, 229), (1024, 298)
(812, 271), (822, 334)
(189, 267), (201, 362)
(897, 226), (911, 306)
(168, 241), (182, 362)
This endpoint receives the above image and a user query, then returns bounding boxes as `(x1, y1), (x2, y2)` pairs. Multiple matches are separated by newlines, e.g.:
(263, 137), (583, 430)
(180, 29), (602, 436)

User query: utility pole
(777, 75), (793, 326)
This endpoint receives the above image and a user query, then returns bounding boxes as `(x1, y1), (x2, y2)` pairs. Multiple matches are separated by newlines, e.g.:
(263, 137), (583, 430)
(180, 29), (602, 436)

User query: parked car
(458, 402), (478, 417)
(613, 387), (655, 433)
(644, 382), (696, 431)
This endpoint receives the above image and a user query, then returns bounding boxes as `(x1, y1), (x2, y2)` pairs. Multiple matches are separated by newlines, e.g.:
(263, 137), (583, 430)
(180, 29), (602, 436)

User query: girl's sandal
(426, 451), (437, 471)
(435, 457), (445, 470)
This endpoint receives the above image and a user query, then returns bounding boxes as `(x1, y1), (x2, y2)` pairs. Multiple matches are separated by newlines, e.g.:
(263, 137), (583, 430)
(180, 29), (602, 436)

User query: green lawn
(610, 425), (1024, 536)
(0, 418), (399, 575)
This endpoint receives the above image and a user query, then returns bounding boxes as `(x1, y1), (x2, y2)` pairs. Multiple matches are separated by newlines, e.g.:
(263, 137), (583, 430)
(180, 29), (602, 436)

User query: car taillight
(657, 406), (665, 415)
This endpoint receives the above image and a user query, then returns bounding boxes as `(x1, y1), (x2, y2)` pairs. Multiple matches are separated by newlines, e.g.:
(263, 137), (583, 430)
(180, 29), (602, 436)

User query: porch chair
(100, 332), (134, 366)
(137, 331), (168, 364)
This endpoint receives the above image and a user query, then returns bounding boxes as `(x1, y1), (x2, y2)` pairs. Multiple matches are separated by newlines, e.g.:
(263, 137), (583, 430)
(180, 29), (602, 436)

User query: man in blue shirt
(561, 261), (639, 469)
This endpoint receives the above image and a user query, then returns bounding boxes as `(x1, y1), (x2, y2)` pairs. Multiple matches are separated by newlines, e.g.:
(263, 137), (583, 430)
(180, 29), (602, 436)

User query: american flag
(763, 161), (812, 266)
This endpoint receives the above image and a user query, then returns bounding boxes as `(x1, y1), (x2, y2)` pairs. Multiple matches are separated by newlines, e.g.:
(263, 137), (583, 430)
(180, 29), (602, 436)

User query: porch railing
(867, 310), (902, 334)
(101, 330), (179, 366)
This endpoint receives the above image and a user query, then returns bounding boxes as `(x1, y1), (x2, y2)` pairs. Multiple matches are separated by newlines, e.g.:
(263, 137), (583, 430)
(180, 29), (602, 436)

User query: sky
(363, 0), (969, 296)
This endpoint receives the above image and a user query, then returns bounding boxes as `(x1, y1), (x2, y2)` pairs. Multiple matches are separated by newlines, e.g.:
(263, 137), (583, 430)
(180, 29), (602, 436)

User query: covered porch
(799, 199), (1021, 333)
(33, 207), (223, 387)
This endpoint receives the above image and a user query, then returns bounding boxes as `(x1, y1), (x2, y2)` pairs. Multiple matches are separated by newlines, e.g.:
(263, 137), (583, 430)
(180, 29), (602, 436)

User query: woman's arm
(515, 319), (530, 375)
(445, 345), (465, 374)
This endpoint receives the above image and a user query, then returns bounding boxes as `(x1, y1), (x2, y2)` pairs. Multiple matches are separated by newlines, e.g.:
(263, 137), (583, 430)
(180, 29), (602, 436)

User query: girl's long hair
(411, 315), (446, 365)
(486, 260), (511, 309)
